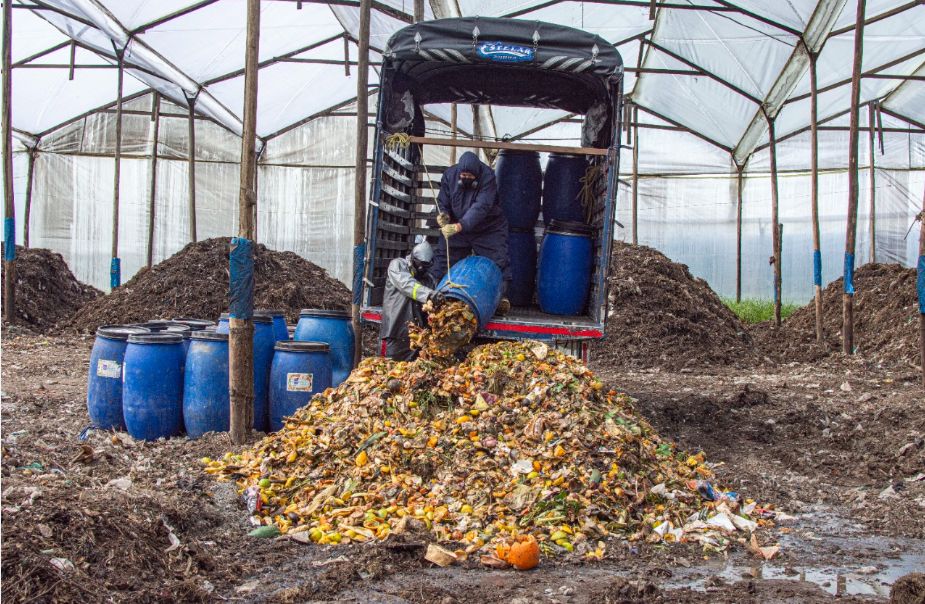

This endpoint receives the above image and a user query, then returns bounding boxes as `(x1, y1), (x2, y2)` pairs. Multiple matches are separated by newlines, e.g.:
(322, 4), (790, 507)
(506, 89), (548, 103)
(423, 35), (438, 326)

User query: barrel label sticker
(287, 373), (313, 392)
(97, 359), (121, 379)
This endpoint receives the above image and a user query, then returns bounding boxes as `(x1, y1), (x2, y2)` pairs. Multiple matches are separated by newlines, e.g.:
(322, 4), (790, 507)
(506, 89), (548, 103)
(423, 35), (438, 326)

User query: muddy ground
(2, 333), (923, 603)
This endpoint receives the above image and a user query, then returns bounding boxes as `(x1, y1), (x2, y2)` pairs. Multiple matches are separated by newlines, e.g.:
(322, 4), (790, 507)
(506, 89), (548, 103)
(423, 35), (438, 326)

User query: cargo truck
(360, 16), (624, 361)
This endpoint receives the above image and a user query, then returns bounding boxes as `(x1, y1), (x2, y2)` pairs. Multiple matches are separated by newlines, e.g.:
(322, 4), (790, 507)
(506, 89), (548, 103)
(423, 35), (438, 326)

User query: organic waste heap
(408, 299), (478, 360)
(207, 336), (774, 562)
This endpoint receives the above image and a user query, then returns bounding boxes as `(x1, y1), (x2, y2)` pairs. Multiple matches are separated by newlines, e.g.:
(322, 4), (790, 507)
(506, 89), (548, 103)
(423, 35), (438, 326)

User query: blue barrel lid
(190, 330), (228, 341)
(299, 308), (350, 318)
(275, 340), (329, 352)
(127, 333), (184, 344)
(96, 325), (151, 341)
(547, 219), (593, 236)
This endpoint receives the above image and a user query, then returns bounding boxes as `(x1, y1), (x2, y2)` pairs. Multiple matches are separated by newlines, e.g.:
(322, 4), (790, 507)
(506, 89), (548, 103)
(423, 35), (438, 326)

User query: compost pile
(753, 263), (919, 366)
(409, 299), (478, 360)
(0, 245), (101, 332)
(68, 238), (350, 331)
(594, 242), (755, 370)
(206, 339), (773, 560)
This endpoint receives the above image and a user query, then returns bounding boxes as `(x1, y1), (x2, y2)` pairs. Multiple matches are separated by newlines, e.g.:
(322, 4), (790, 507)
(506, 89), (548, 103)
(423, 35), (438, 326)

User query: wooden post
(110, 50), (125, 289)
(229, 0), (261, 445)
(810, 52), (824, 343)
(918, 183), (924, 388)
(22, 147), (36, 248)
(2, 0), (14, 321)
(735, 164), (744, 303)
(450, 103), (458, 164)
(413, 0), (425, 22)
(352, 0), (371, 366)
(631, 105), (639, 245)
(767, 114), (782, 326)
(472, 103), (484, 161)
(867, 101), (876, 263)
(146, 93), (161, 267)
(843, 0), (867, 355)
(187, 97), (198, 243)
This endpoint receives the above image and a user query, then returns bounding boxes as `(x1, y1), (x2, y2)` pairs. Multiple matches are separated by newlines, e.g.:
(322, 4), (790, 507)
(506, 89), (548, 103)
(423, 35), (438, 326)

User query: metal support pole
(23, 148), (36, 248)
(843, 0), (867, 355)
(352, 0), (371, 366)
(867, 101), (876, 263)
(767, 114), (782, 327)
(450, 103), (458, 164)
(631, 105), (639, 245)
(735, 164), (744, 303)
(229, 0), (260, 445)
(110, 50), (125, 289)
(810, 52), (824, 343)
(187, 96), (198, 243)
(2, 0), (14, 321)
(146, 93), (161, 267)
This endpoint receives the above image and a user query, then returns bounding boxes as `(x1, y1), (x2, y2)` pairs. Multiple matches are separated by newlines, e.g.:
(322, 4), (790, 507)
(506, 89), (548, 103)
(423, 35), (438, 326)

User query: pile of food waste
(206, 337), (778, 563)
(408, 299), (478, 361)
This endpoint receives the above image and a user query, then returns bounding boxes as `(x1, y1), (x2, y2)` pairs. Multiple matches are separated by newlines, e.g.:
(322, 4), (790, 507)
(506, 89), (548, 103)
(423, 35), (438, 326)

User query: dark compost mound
(67, 238), (350, 331)
(0, 246), (101, 332)
(592, 242), (754, 370)
(751, 263), (919, 367)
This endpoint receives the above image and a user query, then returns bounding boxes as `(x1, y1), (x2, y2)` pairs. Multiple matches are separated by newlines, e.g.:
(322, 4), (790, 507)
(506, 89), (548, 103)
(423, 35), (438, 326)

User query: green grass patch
(723, 298), (799, 324)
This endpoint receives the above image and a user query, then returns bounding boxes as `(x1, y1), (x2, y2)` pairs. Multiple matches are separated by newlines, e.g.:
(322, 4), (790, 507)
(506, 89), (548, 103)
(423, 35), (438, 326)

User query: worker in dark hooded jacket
(431, 151), (511, 314)
(380, 241), (444, 361)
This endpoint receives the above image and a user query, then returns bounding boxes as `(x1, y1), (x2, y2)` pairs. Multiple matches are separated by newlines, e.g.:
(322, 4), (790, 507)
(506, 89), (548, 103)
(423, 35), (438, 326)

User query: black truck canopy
(382, 17), (623, 115)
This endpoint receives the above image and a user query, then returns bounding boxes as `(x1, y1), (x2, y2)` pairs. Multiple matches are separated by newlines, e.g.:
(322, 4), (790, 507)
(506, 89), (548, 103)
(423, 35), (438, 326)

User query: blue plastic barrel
(537, 220), (594, 316)
(294, 309), (355, 387)
(256, 309), (288, 342)
(216, 313), (229, 334)
(542, 153), (588, 225)
(252, 315), (276, 432)
(507, 229), (537, 307)
(135, 321), (192, 355)
(495, 149), (542, 229)
(269, 341), (332, 432)
(87, 325), (150, 430)
(182, 331), (230, 438)
(436, 255), (503, 328)
(122, 333), (185, 440)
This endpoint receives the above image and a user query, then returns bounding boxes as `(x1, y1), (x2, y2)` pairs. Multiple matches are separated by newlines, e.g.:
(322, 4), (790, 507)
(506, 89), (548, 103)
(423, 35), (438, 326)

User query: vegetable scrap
(408, 299), (478, 361)
(205, 339), (778, 562)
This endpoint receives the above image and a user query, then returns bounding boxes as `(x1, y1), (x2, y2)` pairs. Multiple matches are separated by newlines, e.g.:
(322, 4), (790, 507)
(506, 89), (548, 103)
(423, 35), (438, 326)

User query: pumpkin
(496, 534), (540, 570)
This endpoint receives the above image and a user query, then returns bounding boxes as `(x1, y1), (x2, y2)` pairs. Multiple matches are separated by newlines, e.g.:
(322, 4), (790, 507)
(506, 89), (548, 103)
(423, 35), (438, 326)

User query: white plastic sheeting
(2, 1), (924, 304)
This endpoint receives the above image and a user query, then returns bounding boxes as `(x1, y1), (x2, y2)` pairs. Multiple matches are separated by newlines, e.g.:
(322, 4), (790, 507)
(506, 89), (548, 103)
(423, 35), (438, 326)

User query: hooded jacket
(436, 151), (506, 233)
(380, 255), (435, 340)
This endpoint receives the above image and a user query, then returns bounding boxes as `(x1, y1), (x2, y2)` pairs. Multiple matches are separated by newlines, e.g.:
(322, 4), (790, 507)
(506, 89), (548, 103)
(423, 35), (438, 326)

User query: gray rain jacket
(380, 255), (435, 340)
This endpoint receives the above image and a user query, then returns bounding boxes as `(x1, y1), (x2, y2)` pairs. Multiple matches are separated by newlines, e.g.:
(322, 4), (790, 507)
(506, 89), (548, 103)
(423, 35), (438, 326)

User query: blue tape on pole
(229, 237), (254, 320)
(812, 249), (822, 287)
(917, 255), (925, 314)
(352, 243), (365, 306)
(4, 217), (15, 261)
(844, 252), (855, 295)
(110, 257), (121, 289)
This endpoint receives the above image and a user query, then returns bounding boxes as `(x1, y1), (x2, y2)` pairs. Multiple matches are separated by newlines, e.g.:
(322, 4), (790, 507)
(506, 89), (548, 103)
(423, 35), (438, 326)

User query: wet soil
(2, 334), (923, 603)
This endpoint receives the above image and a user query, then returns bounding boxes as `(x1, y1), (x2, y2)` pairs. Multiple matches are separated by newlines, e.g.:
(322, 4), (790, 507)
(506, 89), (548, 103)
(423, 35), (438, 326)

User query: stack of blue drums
(542, 153), (588, 225)
(294, 309), (355, 386)
(495, 149), (542, 307)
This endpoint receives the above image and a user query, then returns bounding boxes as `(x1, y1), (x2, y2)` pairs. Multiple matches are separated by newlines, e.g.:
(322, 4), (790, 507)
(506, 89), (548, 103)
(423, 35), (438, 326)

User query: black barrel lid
(497, 148), (540, 157)
(547, 219), (594, 236)
(255, 308), (286, 317)
(548, 151), (589, 160)
(172, 317), (215, 329)
(218, 312), (272, 324)
(96, 325), (151, 341)
(508, 227), (536, 234)
(299, 308), (350, 318)
(127, 333), (184, 344)
(191, 330), (229, 341)
(275, 340), (330, 352)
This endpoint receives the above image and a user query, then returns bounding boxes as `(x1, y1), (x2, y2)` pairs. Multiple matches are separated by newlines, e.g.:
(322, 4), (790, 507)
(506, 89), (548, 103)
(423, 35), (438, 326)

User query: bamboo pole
(767, 114), (782, 326)
(352, 0), (371, 366)
(918, 183), (924, 388)
(22, 148), (35, 248)
(146, 93), (161, 267)
(450, 103), (458, 163)
(867, 101), (876, 263)
(110, 51), (125, 289)
(631, 105), (639, 245)
(2, 0), (14, 321)
(735, 164), (744, 303)
(843, 0), (867, 355)
(187, 97), (198, 243)
(810, 52), (823, 343)
(229, 0), (261, 445)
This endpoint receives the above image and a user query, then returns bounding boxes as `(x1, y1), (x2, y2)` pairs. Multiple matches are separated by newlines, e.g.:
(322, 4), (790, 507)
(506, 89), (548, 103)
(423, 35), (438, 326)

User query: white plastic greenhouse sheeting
(2, 1), (924, 305)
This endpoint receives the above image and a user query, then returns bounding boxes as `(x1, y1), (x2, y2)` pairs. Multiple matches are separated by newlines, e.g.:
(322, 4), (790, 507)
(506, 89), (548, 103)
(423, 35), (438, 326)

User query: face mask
(458, 177), (477, 190)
